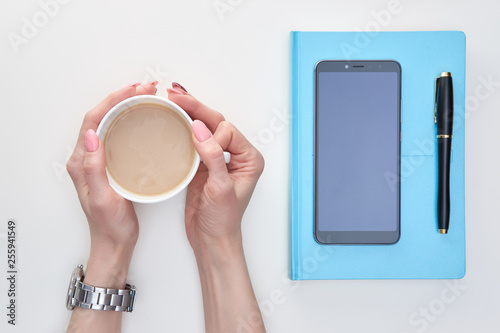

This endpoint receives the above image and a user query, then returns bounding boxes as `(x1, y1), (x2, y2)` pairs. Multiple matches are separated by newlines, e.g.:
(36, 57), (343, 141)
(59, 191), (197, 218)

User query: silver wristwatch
(66, 264), (136, 312)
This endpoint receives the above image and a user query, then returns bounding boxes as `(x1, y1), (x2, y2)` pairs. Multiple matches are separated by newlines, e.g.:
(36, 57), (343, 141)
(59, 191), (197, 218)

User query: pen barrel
(436, 76), (454, 135)
(437, 138), (451, 231)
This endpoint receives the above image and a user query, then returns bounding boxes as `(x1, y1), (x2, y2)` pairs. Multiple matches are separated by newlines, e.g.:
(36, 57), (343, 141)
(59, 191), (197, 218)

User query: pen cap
(436, 72), (454, 136)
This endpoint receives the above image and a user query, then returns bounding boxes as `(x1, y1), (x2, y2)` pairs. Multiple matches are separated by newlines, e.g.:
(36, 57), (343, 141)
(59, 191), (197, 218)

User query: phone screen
(314, 61), (401, 244)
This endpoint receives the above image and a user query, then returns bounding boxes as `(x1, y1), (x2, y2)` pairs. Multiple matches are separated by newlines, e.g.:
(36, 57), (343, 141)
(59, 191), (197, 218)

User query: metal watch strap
(67, 265), (136, 313)
(69, 281), (136, 312)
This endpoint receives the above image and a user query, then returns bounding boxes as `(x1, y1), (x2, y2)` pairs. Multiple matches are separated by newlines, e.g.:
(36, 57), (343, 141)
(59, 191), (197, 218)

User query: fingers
(213, 121), (265, 177)
(83, 129), (113, 201)
(87, 83), (141, 129)
(73, 84), (139, 162)
(192, 120), (230, 184)
(136, 81), (158, 96)
(68, 82), (159, 190)
(89, 81), (158, 130)
(167, 83), (225, 133)
(212, 121), (252, 155)
(172, 82), (188, 93)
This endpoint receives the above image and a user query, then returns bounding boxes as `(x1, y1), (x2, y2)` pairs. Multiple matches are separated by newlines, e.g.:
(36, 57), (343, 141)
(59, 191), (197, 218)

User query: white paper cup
(96, 95), (200, 204)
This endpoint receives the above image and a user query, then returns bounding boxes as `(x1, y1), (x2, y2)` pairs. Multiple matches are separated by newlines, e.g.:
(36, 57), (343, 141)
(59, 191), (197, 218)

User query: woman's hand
(66, 82), (158, 333)
(66, 82), (157, 288)
(168, 83), (266, 333)
(167, 83), (264, 255)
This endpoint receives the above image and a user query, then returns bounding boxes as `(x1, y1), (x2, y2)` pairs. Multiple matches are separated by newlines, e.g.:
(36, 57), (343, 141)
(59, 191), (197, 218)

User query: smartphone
(314, 60), (401, 245)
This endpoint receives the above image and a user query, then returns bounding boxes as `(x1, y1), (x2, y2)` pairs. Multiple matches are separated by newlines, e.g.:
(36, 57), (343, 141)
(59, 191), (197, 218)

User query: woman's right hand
(167, 83), (265, 255)
(167, 82), (266, 333)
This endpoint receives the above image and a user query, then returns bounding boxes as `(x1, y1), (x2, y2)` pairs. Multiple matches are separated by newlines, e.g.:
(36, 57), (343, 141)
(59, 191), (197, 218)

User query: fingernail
(172, 82), (188, 93)
(167, 88), (183, 95)
(145, 80), (159, 86)
(125, 82), (140, 88)
(192, 120), (212, 142)
(85, 129), (99, 152)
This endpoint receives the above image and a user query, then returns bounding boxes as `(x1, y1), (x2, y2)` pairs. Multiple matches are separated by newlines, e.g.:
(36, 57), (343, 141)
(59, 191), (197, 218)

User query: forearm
(66, 243), (134, 333)
(195, 236), (265, 333)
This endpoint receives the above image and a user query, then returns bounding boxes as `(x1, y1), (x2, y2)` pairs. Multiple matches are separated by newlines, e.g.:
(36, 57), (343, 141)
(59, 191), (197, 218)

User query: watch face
(66, 266), (83, 310)
(66, 276), (76, 310)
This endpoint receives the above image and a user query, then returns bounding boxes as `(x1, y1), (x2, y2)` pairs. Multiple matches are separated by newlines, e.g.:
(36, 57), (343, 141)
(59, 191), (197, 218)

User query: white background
(1, 0), (499, 332)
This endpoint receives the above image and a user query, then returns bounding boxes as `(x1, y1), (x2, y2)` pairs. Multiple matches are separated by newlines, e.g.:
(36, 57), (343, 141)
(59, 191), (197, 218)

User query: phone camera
(345, 65), (349, 69)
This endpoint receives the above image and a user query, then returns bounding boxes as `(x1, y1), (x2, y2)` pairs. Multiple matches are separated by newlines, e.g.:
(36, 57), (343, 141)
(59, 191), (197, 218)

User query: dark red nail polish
(172, 82), (188, 93)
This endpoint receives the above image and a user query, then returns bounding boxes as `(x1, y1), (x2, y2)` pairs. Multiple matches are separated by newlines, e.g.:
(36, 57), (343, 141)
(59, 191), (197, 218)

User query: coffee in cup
(104, 102), (195, 196)
(96, 95), (201, 203)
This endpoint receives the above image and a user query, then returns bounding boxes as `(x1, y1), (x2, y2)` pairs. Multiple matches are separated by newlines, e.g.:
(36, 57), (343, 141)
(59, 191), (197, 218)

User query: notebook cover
(290, 31), (466, 280)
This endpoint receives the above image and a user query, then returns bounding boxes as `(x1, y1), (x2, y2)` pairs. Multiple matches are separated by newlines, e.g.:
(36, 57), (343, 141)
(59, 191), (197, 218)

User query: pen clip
(434, 76), (440, 125)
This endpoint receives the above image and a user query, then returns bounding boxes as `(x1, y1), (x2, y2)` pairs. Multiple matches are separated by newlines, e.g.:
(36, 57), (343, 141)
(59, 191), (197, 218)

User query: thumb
(192, 120), (229, 183)
(83, 129), (112, 199)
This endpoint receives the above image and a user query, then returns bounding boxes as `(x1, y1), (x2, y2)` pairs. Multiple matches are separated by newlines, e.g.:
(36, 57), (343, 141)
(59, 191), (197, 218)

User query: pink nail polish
(124, 82), (140, 88)
(85, 129), (99, 152)
(192, 120), (212, 142)
(167, 88), (183, 95)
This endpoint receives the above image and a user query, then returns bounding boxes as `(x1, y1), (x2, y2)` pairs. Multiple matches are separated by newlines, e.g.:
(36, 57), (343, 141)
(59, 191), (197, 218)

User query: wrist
(83, 241), (135, 289)
(193, 232), (264, 332)
(194, 234), (245, 272)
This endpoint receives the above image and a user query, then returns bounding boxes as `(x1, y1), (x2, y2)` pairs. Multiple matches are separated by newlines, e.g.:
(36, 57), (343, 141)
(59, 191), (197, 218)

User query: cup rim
(96, 95), (200, 204)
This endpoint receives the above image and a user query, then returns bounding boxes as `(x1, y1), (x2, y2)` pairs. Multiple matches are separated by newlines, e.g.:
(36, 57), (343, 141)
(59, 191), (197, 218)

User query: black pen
(435, 72), (454, 234)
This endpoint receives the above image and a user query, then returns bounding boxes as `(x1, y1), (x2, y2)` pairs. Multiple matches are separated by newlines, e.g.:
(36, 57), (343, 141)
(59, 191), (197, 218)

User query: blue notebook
(290, 31), (466, 280)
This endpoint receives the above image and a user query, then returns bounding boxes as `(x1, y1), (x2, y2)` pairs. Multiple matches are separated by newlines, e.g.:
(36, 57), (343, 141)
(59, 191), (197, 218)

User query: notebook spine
(290, 31), (300, 280)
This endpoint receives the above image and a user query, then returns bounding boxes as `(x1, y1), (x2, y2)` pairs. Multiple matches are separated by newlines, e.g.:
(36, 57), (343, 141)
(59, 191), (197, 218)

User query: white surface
(0, 0), (499, 332)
